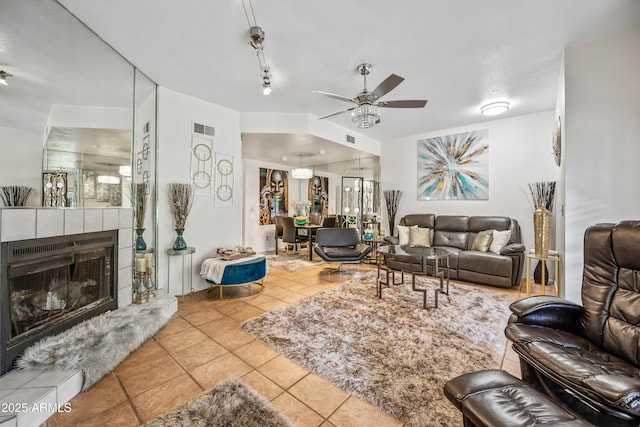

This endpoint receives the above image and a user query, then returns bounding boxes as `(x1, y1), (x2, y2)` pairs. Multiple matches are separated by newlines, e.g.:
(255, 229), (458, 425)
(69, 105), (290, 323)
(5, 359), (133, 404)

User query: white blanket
(200, 254), (267, 284)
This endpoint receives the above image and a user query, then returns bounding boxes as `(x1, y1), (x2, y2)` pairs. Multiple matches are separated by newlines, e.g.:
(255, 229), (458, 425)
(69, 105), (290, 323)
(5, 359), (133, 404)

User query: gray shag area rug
(16, 304), (171, 390)
(266, 253), (324, 272)
(145, 377), (296, 427)
(242, 271), (514, 426)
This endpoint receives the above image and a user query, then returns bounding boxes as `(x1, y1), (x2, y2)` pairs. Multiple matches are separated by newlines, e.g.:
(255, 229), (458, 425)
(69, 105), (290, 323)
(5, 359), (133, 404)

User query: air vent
(193, 122), (215, 137)
(346, 134), (356, 144)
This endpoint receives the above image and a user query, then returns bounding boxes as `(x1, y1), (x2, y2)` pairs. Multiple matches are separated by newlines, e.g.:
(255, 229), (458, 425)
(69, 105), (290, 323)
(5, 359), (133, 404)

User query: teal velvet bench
(200, 255), (267, 300)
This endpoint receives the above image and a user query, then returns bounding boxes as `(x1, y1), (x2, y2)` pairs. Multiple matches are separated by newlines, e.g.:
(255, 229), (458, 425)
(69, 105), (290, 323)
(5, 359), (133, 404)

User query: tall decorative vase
(533, 202), (551, 258)
(173, 228), (187, 251)
(135, 228), (147, 251)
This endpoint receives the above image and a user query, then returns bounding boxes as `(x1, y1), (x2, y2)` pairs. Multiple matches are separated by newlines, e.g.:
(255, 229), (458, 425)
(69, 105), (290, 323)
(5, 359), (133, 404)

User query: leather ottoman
(443, 369), (592, 426)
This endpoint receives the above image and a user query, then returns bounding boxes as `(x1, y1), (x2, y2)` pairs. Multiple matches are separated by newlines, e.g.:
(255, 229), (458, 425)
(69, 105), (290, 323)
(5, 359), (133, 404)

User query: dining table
(294, 223), (322, 260)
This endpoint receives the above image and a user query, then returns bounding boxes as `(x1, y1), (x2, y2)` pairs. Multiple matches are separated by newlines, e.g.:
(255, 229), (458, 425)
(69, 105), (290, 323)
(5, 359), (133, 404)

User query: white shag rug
(16, 304), (172, 390)
(242, 271), (515, 426)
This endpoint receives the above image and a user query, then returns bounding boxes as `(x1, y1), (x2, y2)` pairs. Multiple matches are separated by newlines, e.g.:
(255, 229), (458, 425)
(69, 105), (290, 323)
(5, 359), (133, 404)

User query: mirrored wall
(0, 0), (158, 282)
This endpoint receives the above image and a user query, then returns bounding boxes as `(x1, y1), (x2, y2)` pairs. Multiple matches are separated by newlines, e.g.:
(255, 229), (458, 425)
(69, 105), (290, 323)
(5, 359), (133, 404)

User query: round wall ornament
(552, 116), (561, 166)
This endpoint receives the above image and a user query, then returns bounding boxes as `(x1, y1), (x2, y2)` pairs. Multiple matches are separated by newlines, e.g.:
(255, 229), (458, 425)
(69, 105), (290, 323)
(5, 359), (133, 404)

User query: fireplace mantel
(0, 207), (133, 307)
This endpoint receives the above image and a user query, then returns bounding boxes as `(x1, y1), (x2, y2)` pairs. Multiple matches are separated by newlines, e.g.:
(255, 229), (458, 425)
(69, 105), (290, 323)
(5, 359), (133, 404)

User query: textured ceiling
(2, 1), (639, 168)
(58, 0), (640, 142)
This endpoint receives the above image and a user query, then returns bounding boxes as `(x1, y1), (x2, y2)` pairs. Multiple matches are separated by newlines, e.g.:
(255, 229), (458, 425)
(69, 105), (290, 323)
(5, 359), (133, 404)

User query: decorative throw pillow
(409, 227), (430, 247)
(397, 225), (418, 245)
(471, 230), (493, 252)
(489, 230), (512, 254)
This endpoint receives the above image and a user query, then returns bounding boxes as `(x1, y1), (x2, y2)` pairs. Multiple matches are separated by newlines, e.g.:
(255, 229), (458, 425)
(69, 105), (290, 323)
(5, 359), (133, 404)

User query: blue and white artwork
(417, 130), (489, 200)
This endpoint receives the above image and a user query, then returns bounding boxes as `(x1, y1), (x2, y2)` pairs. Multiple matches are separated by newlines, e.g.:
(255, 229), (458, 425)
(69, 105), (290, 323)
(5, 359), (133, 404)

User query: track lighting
(262, 70), (271, 95)
(0, 71), (12, 86)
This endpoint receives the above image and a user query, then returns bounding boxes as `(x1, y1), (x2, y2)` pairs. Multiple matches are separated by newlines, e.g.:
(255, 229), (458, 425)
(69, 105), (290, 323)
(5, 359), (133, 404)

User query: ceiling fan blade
(370, 74), (404, 100)
(313, 90), (356, 104)
(317, 107), (356, 120)
(378, 100), (428, 108)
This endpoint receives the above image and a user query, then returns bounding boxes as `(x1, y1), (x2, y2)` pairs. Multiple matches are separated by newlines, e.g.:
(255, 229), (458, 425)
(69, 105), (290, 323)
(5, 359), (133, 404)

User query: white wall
(381, 110), (560, 259)
(157, 87), (242, 295)
(563, 25), (640, 302)
(0, 127), (43, 206)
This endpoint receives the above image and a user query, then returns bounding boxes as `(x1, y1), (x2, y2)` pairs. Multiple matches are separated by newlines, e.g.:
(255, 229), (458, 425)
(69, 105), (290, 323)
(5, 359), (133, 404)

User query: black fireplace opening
(1, 230), (118, 374)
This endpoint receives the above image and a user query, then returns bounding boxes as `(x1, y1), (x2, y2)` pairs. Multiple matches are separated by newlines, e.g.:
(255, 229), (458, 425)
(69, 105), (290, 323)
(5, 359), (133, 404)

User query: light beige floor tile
(289, 373), (350, 418)
(131, 373), (203, 422)
(228, 305), (265, 322)
(213, 328), (256, 351)
(46, 372), (127, 426)
(190, 352), (253, 390)
(154, 327), (210, 354)
(329, 396), (403, 427)
(154, 315), (193, 338)
(80, 401), (140, 427)
(117, 352), (185, 397)
(272, 392), (324, 427)
(197, 316), (240, 338)
(241, 370), (285, 401)
(171, 338), (229, 371)
(258, 355), (309, 389)
(234, 340), (280, 367)
(181, 307), (227, 325)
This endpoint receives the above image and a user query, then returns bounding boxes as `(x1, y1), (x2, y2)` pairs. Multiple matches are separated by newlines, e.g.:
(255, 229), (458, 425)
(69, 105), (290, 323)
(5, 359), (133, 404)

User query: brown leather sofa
(385, 214), (525, 288)
(505, 221), (640, 426)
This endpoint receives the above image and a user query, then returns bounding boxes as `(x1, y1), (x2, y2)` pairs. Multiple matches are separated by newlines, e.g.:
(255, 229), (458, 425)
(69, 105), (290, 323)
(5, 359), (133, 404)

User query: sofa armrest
(508, 295), (583, 332)
(384, 236), (399, 245)
(499, 243), (525, 255)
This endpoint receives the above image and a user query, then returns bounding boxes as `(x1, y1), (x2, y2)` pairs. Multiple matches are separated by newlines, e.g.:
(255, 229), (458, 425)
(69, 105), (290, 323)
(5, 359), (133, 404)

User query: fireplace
(1, 230), (118, 374)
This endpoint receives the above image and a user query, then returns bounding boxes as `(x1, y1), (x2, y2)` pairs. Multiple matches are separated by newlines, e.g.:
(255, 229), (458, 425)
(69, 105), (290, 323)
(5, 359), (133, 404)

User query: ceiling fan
(314, 63), (428, 128)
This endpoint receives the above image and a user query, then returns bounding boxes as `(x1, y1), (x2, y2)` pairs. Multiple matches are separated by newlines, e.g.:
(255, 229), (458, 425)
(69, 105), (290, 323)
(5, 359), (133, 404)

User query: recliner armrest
(508, 295), (583, 332)
(499, 243), (525, 255)
(384, 236), (399, 245)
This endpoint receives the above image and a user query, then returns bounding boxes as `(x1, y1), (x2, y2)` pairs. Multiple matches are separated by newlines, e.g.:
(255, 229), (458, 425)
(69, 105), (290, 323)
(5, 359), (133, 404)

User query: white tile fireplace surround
(0, 207), (134, 307)
(0, 207), (161, 427)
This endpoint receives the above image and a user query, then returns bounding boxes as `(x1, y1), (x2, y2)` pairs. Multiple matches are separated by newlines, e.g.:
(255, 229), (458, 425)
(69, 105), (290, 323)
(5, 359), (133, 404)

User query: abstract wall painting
(417, 129), (489, 200)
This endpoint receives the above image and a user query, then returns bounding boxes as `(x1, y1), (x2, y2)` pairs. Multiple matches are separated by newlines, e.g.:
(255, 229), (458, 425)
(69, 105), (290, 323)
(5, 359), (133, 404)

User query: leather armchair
(505, 221), (640, 427)
(314, 228), (371, 273)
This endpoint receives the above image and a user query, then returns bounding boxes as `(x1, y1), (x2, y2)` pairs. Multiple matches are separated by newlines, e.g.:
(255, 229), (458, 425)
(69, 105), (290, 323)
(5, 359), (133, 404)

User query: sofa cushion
(433, 216), (469, 250)
(489, 230), (511, 254)
(397, 224), (417, 245)
(458, 251), (512, 277)
(470, 230), (493, 252)
(409, 227), (430, 247)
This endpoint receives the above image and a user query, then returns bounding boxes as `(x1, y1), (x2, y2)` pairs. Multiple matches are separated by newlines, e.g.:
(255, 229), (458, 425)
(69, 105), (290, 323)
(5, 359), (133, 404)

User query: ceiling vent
(193, 122), (215, 137)
(346, 134), (356, 144)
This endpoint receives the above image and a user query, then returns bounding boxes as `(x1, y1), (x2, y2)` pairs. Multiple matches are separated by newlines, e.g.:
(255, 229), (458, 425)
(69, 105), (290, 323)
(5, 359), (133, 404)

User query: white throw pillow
(397, 225), (418, 245)
(489, 230), (512, 254)
(409, 227), (431, 247)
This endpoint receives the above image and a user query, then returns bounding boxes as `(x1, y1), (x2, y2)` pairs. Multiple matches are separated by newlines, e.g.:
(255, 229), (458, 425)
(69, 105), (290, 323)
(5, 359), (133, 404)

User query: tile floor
(45, 259), (553, 427)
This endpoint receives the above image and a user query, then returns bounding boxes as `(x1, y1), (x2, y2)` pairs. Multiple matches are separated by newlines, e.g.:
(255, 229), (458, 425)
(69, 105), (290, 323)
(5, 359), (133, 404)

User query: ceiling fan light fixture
(352, 104), (380, 129)
(481, 101), (510, 116)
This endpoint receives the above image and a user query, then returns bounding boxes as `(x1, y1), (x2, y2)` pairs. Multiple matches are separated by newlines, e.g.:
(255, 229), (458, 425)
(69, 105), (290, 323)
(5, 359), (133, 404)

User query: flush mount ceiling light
(0, 70), (12, 86)
(481, 101), (510, 116)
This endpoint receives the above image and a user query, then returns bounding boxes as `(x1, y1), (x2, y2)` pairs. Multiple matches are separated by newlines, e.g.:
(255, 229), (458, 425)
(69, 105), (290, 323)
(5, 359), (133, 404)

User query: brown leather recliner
(505, 221), (640, 426)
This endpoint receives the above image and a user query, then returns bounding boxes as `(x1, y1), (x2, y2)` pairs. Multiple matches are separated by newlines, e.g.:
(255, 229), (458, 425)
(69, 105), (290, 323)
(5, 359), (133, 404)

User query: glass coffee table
(377, 245), (450, 309)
